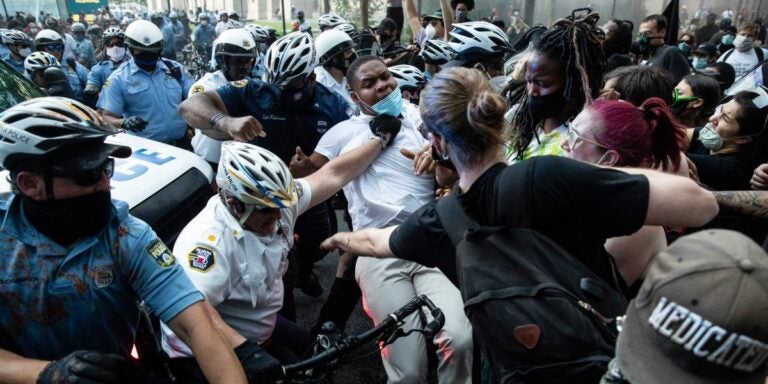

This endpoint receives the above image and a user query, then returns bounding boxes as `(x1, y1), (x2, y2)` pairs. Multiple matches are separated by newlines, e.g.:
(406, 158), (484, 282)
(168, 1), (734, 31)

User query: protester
(603, 19), (634, 72)
(506, 10), (604, 161)
(691, 42), (718, 70)
(717, 22), (768, 78)
(635, 14), (690, 84)
(319, 66), (719, 381)
(695, 13), (719, 44)
(602, 229), (768, 384)
(602, 65), (675, 106)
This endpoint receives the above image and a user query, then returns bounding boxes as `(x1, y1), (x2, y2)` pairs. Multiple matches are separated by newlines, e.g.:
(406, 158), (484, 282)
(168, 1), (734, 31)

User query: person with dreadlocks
(506, 9), (605, 162)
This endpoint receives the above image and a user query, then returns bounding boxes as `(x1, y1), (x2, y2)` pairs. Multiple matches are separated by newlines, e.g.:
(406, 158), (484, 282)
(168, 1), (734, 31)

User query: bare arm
(179, 91), (264, 142)
(712, 190), (768, 219)
(319, 226), (398, 258)
(0, 349), (48, 384)
(619, 167), (718, 227)
(167, 301), (247, 384)
(101, 110), (124, 129)
(304, 138), (383, 208)
(440, 0), (453, 39)
(403, 0), (422, 38)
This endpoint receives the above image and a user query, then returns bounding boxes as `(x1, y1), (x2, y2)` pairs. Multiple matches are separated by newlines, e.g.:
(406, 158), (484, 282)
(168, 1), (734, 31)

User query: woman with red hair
(561, 97), (687, 287)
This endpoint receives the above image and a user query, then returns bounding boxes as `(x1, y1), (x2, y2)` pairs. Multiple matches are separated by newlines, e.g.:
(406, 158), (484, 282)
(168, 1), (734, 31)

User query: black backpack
(435, 193), (628, 383)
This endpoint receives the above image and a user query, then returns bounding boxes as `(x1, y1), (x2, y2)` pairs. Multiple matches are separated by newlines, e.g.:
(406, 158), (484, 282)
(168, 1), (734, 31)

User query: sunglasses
(43, 44), (64, 51)
(565, 126), (608, 150)
(105, 41), (125, 48)
(50, 158), (114, 186)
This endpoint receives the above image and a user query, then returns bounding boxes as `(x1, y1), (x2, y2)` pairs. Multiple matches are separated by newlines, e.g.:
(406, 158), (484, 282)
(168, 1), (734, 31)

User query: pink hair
(589, 97), (686, 171)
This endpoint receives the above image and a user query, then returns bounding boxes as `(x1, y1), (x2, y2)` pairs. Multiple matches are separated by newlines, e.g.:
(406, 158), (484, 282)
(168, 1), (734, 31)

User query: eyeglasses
(566, 126), (608, 150)
(43, 44), (64, 51)
(50, 158), (114, 186)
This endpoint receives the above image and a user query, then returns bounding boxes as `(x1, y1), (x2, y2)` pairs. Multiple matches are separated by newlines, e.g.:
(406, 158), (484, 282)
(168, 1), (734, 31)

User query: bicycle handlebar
(281, 294), (444, 376)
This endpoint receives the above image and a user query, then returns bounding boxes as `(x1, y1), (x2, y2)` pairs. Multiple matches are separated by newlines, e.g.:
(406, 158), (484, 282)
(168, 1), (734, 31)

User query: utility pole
(361, 0), (368, 27)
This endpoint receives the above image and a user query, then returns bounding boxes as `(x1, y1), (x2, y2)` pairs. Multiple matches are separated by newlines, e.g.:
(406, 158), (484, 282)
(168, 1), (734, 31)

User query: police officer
(151, 11), (176, 60)
(23, 51), (59, 87)
(244, 24), (270, 78)
(85, 27), (129, 105)
(71, 22), (96, 68)
(193, 14), (217, 63)
(99, 19), (194, 148)
(44, 17), (78, 61)
(0, 97), (247, 384)
(179, 32), (351, 311)
(314, 28), (358, 113)
(34, 29), (89, 102)
(189, 28), (258, 166)
(1, 29), (32, 73)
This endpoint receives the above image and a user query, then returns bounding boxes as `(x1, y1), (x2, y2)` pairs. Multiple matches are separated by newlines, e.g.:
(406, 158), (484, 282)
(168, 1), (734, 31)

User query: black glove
(122, 117), (148, 133)
(234, 339), (282, 384)
(37, 350), (126, 384)
(369, 114), (401, 148)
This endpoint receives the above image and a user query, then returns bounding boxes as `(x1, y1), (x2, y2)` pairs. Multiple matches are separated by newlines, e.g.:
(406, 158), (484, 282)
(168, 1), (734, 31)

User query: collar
(214, 198), (247, 240)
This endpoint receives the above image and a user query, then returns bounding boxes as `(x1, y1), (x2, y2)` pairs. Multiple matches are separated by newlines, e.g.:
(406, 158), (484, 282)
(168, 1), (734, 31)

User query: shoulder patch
(231, 79), (248, 88)
(191, 84), (206, 94)
(147, 239), (176, 267)
(188, 246), (215, 272)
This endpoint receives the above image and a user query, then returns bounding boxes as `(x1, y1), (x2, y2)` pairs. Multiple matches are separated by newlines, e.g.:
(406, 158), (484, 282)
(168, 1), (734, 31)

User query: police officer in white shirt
(314, 28), (359, 114)
(162, 123), (402, 382)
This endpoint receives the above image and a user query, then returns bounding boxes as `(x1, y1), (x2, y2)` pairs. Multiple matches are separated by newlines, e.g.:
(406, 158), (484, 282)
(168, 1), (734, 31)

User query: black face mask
(528, 89), (568, 120)
(332, 51), (357, 74)
(133, 51), (160, 71)
(631, 36), (651, 56)
(22, 191), (112, 246)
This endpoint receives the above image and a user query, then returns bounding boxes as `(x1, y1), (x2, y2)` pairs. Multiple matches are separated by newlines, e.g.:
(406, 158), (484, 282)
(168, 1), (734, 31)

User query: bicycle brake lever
(383, 328), (406, 346)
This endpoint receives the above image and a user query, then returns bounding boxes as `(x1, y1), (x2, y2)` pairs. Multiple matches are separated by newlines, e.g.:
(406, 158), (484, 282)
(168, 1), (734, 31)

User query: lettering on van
(113, 148), (176, 182)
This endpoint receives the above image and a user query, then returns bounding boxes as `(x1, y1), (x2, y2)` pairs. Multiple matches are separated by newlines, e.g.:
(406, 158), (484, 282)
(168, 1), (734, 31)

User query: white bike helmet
(449, 21), (511, 59)
(421, 39), (455, 65)
(34, 29), (64, 45)
(216, 141), (298, 210)
(390, 65), (426, 90)
(3, 30), (30, 46)
(333, 23), (360, 42)
(262, 32), (315, 87)
(244, 24), (270, 43)
(315, 29), (354, 66)
(227, 19), (244, 29)
(71, 22), (86, 33)
(24, 51), (60, 76)
(102, 27), (125, 42)
(214, 28), (257, 57)
(0, 97), (126, 171)
(318, 14), (346, 30)
(125, 19), (163, 52)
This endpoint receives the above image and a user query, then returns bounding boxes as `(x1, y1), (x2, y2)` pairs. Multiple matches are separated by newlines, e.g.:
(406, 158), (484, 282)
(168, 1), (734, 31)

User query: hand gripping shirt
(0, 193), (204, 360)
(161, 179), (312, 357)
(189, 70), (229, 163)
(98, 58), (193, 143)
(216, 79), (351, 164)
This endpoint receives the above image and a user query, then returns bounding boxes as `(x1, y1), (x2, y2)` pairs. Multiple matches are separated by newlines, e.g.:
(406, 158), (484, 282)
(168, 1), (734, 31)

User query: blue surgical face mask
(722, 34), (735, 46)
(368, 88), (403, 117)
(692, 57), (708, 69)
(678, 42), (691, 55)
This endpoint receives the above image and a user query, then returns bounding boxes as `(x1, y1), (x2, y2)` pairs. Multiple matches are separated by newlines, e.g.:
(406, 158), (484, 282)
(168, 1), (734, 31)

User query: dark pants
(168, 315), (313, 383)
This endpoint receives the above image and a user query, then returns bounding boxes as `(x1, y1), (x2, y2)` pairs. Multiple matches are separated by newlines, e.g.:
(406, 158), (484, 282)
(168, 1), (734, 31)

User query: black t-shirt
(688, 128), (754, 190)
(388, 156), (650, 292)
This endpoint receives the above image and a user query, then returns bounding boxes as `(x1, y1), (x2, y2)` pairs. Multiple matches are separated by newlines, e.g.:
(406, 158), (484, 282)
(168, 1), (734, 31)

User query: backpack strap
(435, 191), (478, 246)
(162, 59), (185, 101)
(756, 46), (765, 62)
(722, 48), (734, 62)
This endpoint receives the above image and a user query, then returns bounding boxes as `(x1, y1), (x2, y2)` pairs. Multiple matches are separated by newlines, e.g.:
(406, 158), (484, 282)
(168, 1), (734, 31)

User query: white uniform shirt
(314, 66), (358, 114)
(161, 179), (312, 357)
(215, 21), (230, 35)
(316, 102), (432, 230)
(189, 71), (229, 163)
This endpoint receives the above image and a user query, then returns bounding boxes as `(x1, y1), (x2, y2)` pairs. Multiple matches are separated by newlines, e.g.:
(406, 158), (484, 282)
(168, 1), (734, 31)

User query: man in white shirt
(162, 131), (400, 381)
(313, 28), (358, 114)
(215, 12), (230, 35)
(309, 55), (473, 383)
(717, 22), (768, 78)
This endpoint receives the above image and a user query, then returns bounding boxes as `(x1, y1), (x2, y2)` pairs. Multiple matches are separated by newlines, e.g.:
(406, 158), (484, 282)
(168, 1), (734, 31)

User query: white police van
(0, 60), (214, 244)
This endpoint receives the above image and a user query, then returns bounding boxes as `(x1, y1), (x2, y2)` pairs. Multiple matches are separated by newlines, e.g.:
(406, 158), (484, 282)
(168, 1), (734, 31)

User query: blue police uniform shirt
(61, 60), (89, 102)
(75, 38), (96, 67)
(98, 58), (193, 143)
(161, 24), (175, 56)
(87, 59), (126, 91)
(250, 55), (265, 78)
(0, 193), (204, 360)
(193, 24), (216, 47)
(217, 79), (351, 164)
(1, 52), (25, 73)
(0, 44), (10, 58)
